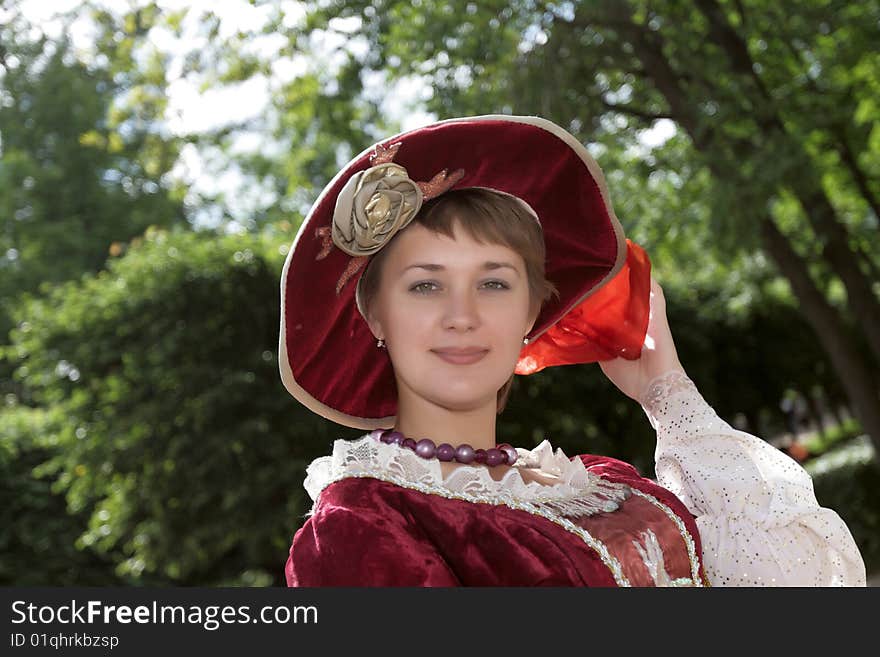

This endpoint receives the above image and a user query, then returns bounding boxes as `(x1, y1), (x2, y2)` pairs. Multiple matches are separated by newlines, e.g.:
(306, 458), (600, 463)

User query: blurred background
(1, 0), (878, 586)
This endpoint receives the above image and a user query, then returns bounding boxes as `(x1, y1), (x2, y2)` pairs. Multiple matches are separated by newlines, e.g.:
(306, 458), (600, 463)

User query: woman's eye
(482, 280), (510, 290)
(410, 282), (438, 293)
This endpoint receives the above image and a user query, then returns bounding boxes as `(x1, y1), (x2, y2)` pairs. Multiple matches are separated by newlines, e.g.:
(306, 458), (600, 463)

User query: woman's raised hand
(598, 278), (686, 403)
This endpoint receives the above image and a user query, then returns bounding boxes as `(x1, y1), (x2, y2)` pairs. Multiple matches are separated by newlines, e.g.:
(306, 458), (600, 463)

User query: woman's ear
(366, 314), (384, 342)
(525, 304), (540, 337)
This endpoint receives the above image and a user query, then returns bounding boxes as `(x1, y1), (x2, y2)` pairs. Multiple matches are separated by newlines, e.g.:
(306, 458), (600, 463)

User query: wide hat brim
(279, 115), (652, 430)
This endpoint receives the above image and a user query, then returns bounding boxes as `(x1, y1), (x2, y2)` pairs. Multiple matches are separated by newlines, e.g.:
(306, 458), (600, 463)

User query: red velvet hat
(279, 115), (652, 430)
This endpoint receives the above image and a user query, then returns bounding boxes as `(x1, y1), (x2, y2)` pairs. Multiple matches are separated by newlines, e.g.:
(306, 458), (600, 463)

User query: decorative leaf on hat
(369, 141), (402, 165)
(417, 167), (466, 201)
(314, 226), (333, 261)
(336, 256), (369, 295)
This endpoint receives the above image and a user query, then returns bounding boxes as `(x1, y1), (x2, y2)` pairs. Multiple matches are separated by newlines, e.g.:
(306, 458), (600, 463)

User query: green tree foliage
(3, 227), (353, 585)
(0, 405), (125, 584)
(0, 12), (185, 336)
(0, 5), (194, 584)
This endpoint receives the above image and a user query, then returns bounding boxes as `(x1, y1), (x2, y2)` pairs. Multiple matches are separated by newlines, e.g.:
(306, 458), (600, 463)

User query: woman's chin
(425, 387), (503, 412)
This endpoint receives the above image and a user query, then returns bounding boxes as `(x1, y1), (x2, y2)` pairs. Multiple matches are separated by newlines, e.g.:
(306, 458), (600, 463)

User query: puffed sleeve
(286, 480), (460, 587)
(640, 369), (866, 587)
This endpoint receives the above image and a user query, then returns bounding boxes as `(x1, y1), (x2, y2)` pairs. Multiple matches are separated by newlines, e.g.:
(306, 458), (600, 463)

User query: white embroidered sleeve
(640, 369), (866, 587)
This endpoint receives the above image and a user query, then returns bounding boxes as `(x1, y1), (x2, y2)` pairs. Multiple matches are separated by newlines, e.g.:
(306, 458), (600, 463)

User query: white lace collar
(302, 432), (631, 516)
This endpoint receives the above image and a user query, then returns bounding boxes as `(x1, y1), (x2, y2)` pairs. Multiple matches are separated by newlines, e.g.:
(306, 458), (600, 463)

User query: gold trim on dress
(629, 488), (704, 586)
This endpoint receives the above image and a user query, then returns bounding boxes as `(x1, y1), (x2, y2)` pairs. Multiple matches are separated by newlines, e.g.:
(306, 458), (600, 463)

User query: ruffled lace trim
(639, 369), (698, 430)
(303, 432), (631, 518)
(639, 369), (696, 411)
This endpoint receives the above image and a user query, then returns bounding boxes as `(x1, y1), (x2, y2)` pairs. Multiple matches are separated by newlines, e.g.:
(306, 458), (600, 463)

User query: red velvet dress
(285, 438), (708, 587)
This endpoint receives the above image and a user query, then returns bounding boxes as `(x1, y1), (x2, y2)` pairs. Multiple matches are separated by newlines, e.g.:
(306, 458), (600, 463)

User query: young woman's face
(367, 220), (537, 412)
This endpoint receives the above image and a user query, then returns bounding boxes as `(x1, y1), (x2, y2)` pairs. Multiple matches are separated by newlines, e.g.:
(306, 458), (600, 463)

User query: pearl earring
(523, 337), (529, 345)
(377, 338), (385, 349)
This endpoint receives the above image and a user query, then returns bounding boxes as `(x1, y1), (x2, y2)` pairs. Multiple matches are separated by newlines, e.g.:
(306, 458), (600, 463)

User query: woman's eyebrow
(402, 262), (520, 275)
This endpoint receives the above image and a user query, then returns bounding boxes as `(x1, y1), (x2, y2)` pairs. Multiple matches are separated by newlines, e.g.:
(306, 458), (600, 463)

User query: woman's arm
(599, 278), (866, 586)
(641, 369), (865, 586)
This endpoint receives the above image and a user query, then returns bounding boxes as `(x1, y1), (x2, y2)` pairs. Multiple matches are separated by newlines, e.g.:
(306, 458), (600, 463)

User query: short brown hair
(357, 187), (558, 414)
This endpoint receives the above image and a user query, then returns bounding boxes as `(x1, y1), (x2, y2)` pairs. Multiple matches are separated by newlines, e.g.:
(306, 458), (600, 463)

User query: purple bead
(415, 439), (437, 459)
(436, 443), (455, 462)
(389, 432), (406, 446)
(474, 449), (487, 464)
(402, 438), (417, 450)
(454, 443), (475, 464)
(485, 448), (505, 467)
(497, 443), (518, 466)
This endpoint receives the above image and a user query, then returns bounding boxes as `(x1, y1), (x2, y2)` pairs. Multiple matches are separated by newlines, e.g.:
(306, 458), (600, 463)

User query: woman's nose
(441, 288), (481, 331)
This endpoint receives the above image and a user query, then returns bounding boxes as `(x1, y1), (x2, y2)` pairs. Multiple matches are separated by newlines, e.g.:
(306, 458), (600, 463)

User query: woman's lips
(431, 349), (489, 365)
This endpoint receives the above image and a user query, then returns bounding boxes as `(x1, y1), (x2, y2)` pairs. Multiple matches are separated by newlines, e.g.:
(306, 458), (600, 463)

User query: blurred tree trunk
(761, 218), (880, 454)
(785, 170), (880, 365)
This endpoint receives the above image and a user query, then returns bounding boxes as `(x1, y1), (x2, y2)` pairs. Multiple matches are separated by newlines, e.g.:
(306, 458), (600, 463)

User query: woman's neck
(394, 390), (498, 451)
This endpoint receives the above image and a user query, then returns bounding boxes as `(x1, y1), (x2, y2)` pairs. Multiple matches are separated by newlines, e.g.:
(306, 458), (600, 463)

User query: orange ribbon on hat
(516, 239), (652, 374)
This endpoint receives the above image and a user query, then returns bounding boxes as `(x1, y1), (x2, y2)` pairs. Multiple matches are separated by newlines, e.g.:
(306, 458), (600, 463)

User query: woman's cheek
(388, 312), (429, 347)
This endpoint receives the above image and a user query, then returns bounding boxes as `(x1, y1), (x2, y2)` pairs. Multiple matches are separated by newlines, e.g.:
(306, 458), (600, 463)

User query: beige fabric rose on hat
(331, 162), (424, 257)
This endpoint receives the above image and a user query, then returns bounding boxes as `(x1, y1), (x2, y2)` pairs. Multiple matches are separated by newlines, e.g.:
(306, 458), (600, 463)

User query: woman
(278, 115), (865, 586)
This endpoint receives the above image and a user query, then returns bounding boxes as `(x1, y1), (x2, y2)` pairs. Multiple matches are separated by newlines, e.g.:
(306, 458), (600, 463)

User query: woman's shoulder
(309, 476), (415, 525)
(574, 453), (644, 481)
(573, 451), (698, 524)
